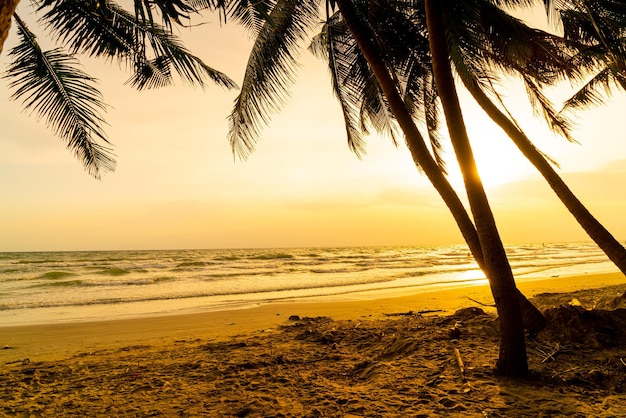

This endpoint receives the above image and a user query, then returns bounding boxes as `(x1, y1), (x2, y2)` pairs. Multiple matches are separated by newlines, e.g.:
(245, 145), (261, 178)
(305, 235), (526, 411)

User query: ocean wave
(308, 267), (371, 275)
(0, 273), (487, 312)
(303, 253), (322, 258)
(214, 256), (241, 261)
(30, 280), (83, 288)
(175, 261), (215, 268)
(200, 270), (274, 280)
(16, 259), (61, 265)
(0, 243), (617, 323)
(153, 276), (175, 283)
(96, 268), (130, 276)
(0, 280), (384, 310)
(250, 253), (295, 260)
(28, 278), (159, 288)
(39, 271), (76, 280)
(393, 271), (433, 279)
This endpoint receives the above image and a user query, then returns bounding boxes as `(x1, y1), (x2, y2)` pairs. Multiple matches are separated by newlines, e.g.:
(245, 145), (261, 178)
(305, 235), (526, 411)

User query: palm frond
(451, 0), (578, 84)
(309, 14), (365, 156)
(422, 74), (447, 174)
(127, 56), (174, 89)
(133, 0), (198, 29)
(562, 66), (616, 109)
(360, 0), (430, 145)
(36, 0), (236, 90)
(3, 14), (115, 178)
(359, 74), (402, 147)
(556, 1), (626, 109)
(522, 73), (575, 142)
(311, 5), (408, 155)
(432, 0), (577, 142)
(225, 0), (276, 33)
(228, 0), (320, 159)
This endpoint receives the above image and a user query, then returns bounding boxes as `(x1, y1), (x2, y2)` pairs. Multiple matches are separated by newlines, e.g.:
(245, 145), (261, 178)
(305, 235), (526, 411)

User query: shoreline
(1, 271), (624, 363)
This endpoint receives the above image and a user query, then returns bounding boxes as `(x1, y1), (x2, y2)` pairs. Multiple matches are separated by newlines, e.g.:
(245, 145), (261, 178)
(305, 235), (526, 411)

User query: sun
(441, 119), (537, 190)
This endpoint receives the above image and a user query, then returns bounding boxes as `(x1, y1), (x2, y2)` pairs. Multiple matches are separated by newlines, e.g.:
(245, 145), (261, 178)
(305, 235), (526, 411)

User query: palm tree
(228, 1), (488, 267)
(460, 72), (626, 276)
(424, 0), (527, 376)
(310, 0), (550, 333)
(435, 0), (626, 276)
(227, 0), (538, 375)
(325, 0), (626, 281)
(225, 0), (626, 376)
(228, 1), (492, 276)
(2, 0), (236, 177)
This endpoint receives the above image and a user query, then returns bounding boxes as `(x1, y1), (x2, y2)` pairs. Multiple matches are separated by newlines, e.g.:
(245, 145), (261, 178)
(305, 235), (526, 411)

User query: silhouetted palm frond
(36, 0), (237, 90)
(228, 0), (320, 159)
(549, 0), (626, 109)
(225, 0), (276, 33)
(4, 14), (115, 178)
(310, 12), (366, 156)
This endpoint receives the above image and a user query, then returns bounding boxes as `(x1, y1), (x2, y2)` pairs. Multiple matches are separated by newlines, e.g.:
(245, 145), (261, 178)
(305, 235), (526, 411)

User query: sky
(0, 6), (625, 252)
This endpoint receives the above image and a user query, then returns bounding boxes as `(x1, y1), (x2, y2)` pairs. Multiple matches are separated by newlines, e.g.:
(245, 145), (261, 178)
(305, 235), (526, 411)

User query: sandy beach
(2, 271), (625, 416)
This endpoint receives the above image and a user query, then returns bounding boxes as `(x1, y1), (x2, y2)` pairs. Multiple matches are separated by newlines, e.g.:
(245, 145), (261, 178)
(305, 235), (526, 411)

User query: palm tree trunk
(334, 0), (545, 338)
(0, 0), (19, 55)
(333, 0), (481, 262)
(464, 79), (626, 275)
(337, 0), (546, 333)
(425, 0), (527, 376)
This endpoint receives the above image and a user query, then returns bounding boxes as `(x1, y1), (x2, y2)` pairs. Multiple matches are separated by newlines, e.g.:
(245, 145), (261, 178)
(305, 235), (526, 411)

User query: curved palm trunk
(334, 0), (545, 338)
(0, 0), (19, 54)
(425, 0), (527, 376)
(464, 80), (626, 274)
(333, 0), (482, 262)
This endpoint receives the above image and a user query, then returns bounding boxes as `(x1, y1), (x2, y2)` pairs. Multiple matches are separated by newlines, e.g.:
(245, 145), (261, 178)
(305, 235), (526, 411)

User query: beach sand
(1, 272), (625, 416)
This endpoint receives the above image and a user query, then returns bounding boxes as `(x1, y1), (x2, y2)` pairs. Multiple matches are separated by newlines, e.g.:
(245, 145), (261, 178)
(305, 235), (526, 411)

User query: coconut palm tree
(228, 0), (499, 277)
(424, 0), (528, 376)
(226, 0), (538, 375)
(309, 0), (553, 335)
(224, 0), (625, 376)
(433, 0), (626, 275)
(317, 0), (626, 280)
(2, 0), (236, 177)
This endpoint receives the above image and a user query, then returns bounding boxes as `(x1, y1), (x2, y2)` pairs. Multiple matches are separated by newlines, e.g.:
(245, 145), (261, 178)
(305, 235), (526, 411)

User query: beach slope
(1, 272), (625, 416)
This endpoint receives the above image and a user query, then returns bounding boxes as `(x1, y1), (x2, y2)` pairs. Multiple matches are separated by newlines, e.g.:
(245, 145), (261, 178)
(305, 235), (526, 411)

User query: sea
(0, 242), (618, 327)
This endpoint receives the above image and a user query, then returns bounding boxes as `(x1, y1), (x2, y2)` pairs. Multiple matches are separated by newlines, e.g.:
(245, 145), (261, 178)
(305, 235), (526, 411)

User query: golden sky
(0, 8), (625, 251)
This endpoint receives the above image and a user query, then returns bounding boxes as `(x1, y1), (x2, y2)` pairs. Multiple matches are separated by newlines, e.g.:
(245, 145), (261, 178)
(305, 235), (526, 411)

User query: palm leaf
(311, 5), (409, 156)
(522, 73), (575, 142)
(3, 14), (115, 178)
(225, 0), (276, 33)
(422, 74), (447, 174)
(36, 0), (236, 90)
(437, 0), (578, 141)
(228, 0), (320, 159)
(310, 2), (444, 167)
(309, 14), (366, 156)
(133, 0), (197, 29)
(545, 1), (626, 112)
(562, 66), (617, 109)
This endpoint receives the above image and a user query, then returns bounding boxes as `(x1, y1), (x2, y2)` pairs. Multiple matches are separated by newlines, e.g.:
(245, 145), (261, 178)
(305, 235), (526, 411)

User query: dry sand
(1, 272), (625, 417)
